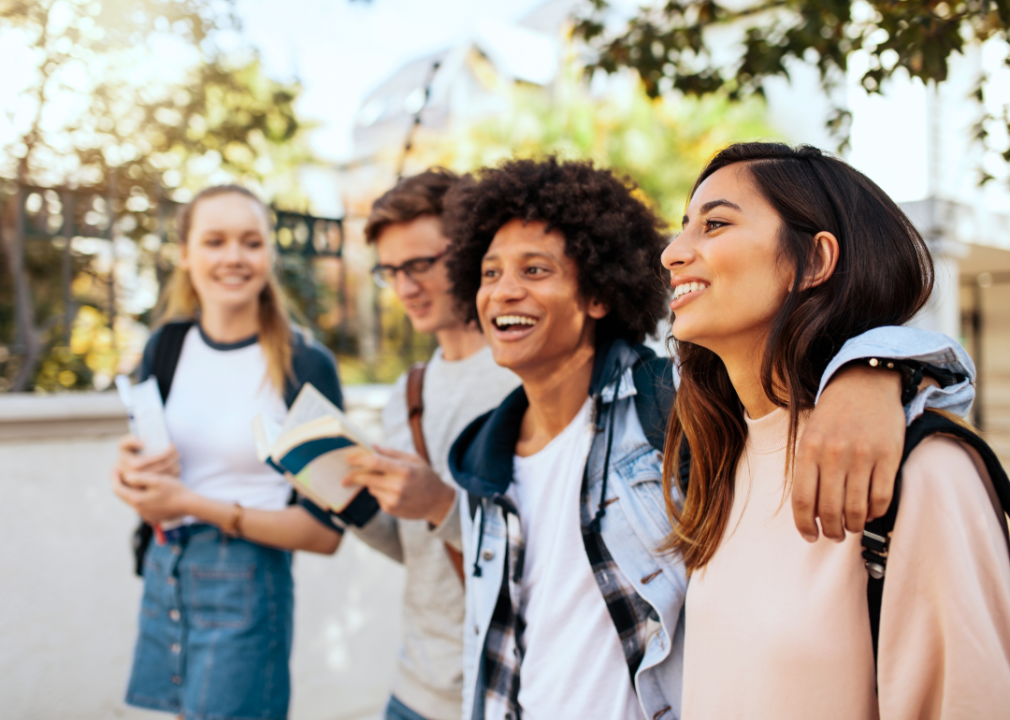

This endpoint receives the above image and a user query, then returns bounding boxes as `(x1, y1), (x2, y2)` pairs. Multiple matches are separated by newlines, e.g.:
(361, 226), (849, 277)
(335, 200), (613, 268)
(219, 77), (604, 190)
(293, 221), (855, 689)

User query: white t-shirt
(384, 345), (521, 484)
(164, 326), (290, 513)
(371, 344), (521, 720)
(507, 398), (642, 720)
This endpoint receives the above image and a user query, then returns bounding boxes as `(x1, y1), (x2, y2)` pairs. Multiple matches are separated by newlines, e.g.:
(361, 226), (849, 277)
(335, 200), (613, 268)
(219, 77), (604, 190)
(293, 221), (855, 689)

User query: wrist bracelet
(223, 502), (244, 537)
(861, 358), (924, 406)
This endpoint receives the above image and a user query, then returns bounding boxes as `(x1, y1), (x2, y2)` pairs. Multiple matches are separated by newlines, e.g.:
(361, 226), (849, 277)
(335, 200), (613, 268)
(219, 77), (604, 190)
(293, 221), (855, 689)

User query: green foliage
(575, 0), (1010, 151)
(0, 0), (315, 391)
(416, 60), (775, 223)
(577, 1), (1010, 97)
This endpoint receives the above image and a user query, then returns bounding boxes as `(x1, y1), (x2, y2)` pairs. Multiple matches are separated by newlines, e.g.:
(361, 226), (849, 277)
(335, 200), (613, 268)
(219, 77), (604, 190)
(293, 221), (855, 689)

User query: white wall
(0, 388), (403, 720)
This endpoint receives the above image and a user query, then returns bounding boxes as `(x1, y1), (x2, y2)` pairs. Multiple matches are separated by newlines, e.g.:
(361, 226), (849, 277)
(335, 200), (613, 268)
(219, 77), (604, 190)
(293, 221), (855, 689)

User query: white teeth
(673, 281), (708, 301)
(494, 315), (537, 328)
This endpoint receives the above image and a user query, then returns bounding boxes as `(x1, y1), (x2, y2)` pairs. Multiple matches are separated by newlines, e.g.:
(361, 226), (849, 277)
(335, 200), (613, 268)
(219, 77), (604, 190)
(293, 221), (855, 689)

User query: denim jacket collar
(448, 338), (654, 500)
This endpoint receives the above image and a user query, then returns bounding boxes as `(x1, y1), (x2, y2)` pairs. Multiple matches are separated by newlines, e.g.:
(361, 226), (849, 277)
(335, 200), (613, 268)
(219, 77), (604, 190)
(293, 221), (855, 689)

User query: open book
(253, 383), (374, 513)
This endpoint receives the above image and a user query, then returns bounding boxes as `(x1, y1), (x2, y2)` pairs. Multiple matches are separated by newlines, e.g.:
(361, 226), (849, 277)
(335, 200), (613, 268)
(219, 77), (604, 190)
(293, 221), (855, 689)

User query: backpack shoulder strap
(405, 360), (465, 581)
(149, 321), (194, 403)
(131, 319), (192, 577)
(406, 362), (430, 464)
(863, 411), (1010, 668)
(632, 354), (677, 454)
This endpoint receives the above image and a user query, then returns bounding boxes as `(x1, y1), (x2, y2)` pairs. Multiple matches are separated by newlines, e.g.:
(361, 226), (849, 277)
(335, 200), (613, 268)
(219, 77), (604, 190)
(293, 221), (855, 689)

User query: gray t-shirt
(352, 345), (520, 720)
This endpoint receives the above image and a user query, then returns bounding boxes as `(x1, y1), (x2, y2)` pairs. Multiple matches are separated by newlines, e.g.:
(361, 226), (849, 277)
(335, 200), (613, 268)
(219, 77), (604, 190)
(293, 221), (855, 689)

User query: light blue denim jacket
(448, 327), (974, 720)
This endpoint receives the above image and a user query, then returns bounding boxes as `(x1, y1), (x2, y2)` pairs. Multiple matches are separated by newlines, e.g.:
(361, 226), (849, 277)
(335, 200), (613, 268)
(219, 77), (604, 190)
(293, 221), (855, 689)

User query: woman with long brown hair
(661, 143), (1010, 718)
(111, 185), (345, 720)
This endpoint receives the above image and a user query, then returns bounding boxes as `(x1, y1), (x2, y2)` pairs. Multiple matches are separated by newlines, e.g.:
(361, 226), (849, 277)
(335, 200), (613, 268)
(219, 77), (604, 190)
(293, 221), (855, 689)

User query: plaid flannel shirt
(479, 421), (652, 719)
(481, 497), (525, 720)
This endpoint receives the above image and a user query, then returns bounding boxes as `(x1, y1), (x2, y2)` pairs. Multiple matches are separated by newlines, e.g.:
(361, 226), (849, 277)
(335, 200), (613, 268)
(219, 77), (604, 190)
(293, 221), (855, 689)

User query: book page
(282, 383), (373, 448)
(272, 383), (374, 512)
(288, 447), (363, 512)
(252, 413), (282, 463)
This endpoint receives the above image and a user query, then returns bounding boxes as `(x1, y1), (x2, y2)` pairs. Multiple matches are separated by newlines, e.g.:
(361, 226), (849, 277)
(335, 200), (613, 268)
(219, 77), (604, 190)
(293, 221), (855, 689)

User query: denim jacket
(448, 328), (975, 720)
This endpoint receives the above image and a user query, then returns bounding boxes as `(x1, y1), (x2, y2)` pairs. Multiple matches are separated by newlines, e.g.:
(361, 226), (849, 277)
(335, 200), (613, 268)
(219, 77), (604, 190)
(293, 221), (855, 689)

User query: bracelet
(222, 502), (244, 537)
(861, 358), (924, 406)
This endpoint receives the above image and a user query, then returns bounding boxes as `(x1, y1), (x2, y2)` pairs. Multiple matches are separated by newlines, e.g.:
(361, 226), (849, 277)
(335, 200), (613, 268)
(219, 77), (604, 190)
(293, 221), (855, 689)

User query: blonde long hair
(156, 185), (295, 393)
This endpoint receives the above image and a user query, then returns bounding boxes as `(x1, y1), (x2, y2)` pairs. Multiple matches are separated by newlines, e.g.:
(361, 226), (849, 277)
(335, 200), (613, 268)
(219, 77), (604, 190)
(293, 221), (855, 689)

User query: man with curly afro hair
(445, 157), (671, 346)
(444, 158), (679, 720)
(441, 156), (973, 720)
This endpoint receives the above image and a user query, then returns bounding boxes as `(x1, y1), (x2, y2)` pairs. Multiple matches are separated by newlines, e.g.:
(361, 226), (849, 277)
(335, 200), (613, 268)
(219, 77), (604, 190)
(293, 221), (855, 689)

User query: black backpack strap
(149, 320), (194, 402)
(632, 354), (677, 454)
(863, 411), (1010, 667)
(131, 320), (193, 577)
(468, 492), (482, 521)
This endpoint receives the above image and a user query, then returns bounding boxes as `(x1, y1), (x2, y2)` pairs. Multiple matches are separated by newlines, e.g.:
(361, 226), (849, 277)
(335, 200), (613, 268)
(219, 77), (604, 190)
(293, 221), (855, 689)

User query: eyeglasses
(371, 249), (448, 288)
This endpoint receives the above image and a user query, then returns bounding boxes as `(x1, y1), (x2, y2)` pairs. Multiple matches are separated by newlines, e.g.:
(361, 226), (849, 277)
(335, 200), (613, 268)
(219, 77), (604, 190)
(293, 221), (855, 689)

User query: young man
(310, 169), (521, 720)
(442, 157), (976, 720)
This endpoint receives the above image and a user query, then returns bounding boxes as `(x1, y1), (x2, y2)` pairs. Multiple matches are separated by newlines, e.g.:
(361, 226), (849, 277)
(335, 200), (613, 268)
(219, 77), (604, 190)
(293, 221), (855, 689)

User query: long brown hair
(157, 185), (295, 393)
(662, 143), (934, 571)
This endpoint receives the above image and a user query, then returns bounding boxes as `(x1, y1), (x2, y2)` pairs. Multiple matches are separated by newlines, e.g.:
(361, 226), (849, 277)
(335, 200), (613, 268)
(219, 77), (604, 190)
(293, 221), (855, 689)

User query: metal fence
(1, 182), (350, 391)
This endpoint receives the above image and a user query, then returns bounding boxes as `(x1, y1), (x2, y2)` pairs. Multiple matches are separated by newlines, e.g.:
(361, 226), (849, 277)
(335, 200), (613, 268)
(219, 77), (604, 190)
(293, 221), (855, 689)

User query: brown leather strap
(444, 544), (465, 581)
(406, 361), (465, 583)
(406, 362), (430, 464)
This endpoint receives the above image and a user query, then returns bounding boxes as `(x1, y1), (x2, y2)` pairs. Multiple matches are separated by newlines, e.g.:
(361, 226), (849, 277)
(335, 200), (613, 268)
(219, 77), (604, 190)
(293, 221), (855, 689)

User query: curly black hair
(443, 157), (670, 345)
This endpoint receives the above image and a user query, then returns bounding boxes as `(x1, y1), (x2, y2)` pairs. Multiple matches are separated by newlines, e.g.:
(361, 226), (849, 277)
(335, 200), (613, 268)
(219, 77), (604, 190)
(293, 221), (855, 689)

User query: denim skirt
(125, 524), (294, 720)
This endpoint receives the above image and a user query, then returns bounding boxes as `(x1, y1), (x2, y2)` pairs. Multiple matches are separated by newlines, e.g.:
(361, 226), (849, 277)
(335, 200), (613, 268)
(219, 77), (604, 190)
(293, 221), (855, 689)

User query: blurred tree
(412, 57), (774, 224)
(574, 0), (1010, 151)
(370, 55), (772, 372)
(0, 0), (313, 391)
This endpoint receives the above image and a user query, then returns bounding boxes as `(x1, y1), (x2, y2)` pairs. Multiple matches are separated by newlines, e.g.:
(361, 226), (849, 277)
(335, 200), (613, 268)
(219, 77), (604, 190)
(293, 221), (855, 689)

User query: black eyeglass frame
(370, 249), (448, 287)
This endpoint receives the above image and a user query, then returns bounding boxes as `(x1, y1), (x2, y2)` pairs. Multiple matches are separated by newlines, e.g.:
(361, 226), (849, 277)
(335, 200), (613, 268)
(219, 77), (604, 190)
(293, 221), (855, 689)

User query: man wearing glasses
(331, 169), (520, 720)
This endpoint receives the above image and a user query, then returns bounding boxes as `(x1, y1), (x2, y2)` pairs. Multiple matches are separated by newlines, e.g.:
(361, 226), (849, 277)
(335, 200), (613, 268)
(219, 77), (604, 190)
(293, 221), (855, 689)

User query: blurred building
(762, 48), (1010, 464)
(340, 0), (1010, 464)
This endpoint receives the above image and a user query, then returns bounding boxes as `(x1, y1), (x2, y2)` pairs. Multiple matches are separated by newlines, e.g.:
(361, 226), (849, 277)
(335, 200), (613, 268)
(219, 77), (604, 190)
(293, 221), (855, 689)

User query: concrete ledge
(0, 392), (128, 442)
(0, 385), (395, 443)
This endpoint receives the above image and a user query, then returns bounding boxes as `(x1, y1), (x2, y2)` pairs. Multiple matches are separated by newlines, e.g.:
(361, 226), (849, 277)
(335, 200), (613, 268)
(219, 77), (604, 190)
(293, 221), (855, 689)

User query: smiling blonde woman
(111, 185), (347, 720)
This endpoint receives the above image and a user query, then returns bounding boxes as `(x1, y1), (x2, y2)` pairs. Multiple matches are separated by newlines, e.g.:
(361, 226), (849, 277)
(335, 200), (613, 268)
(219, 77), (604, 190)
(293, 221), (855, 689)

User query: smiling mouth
(672, 281), (709, 301)
(493, 314), (538, 332)
(215, 275), (251, 287)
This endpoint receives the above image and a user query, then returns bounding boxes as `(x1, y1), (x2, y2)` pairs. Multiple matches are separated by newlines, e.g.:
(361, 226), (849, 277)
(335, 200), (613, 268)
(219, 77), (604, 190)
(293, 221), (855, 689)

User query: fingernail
(801, 532), (818, 543)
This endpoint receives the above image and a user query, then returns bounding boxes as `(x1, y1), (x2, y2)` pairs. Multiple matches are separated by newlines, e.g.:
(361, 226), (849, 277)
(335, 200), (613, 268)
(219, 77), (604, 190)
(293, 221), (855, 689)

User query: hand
(792, 365), (904, 542)
(111, 470), (194, 524)
(344, 445), (457, 526)
(113, 434), (180, 488)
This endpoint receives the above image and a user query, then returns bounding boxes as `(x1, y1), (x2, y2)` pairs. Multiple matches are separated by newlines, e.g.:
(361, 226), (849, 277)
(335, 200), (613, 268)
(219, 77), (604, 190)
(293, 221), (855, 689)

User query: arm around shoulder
(816, 326), (976, 422)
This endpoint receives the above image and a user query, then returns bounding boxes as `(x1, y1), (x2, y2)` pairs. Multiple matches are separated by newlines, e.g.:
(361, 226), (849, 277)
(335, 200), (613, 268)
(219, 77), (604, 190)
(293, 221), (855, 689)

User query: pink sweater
(682, 409), (1010, 719)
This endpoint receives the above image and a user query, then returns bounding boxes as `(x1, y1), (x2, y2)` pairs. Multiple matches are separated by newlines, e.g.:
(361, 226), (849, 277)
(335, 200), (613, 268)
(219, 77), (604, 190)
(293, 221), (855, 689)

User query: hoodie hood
(448, 338), (662, 499)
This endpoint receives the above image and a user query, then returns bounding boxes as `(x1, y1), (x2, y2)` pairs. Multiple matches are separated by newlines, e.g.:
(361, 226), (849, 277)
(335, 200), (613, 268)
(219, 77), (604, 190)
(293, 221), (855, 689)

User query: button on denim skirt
(126, 524), (294, 720)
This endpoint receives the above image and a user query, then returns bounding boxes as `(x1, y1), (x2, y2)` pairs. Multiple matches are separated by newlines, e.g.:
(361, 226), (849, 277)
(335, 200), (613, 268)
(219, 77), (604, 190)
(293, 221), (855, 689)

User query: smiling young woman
(662, 143), (1010, 719)
(111, 185), (345, 720)
(161, 186), (294, 389)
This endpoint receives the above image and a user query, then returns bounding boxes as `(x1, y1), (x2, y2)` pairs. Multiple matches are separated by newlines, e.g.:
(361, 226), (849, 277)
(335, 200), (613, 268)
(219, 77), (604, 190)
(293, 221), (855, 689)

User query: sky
(230, 0), (549, 162)
(4, 0), (1010, 214)
(229, 0), (1010, 213)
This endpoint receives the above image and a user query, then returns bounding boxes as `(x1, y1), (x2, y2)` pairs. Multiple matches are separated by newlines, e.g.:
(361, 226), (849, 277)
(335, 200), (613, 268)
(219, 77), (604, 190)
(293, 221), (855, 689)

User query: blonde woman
(112, 185), (345, 720)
